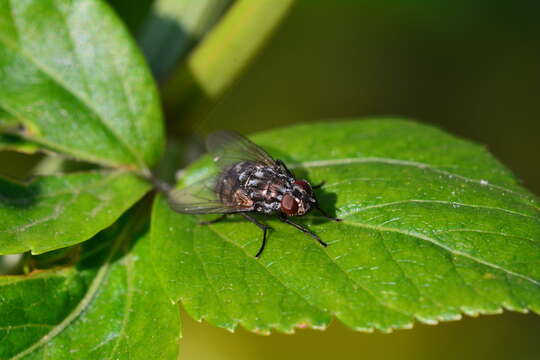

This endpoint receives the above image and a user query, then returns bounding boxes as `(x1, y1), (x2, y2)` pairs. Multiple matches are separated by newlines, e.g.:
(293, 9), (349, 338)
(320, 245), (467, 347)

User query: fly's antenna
(315, 204), (342, 222)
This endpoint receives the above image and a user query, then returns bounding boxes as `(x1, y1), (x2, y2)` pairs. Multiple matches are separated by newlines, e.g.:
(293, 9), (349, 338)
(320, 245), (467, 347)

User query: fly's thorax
(215, 161), (291, 213)
(240, 161), (293, 214)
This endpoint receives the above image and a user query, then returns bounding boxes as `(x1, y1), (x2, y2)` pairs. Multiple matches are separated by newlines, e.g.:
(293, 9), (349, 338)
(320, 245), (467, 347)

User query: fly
(166, 131), (341, 258)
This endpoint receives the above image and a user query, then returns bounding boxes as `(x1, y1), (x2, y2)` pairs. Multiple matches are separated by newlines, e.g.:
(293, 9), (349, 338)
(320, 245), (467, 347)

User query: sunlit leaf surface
(151, 119), (540, 333)
(0, 0), (164, 169)
(0, 170), (149, 255)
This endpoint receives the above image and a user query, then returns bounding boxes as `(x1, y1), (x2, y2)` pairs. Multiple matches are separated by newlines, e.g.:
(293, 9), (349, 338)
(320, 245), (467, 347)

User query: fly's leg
(241, 213), (272, 258)
(312, 180), (325, 189)
(198, 214), (227, 225)
(278, 215), (328, 247)
(276, 159), (294, 177)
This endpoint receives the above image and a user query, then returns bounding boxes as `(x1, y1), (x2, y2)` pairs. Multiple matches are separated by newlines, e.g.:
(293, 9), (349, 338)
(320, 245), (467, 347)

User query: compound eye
(280, 194), (299, 215)
(294, 179), (312, 193)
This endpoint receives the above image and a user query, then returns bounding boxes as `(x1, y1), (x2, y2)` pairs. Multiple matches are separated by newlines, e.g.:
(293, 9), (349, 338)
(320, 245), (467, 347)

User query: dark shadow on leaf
(0, 176), (40, 209)
(77, 195), (152, 271)
(281, 159), (341, 223)
(311, 190), (339, 223)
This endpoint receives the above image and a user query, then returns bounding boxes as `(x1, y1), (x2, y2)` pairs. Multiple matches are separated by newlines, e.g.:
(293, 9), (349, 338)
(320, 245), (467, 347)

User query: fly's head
(280, 179), (316, 216)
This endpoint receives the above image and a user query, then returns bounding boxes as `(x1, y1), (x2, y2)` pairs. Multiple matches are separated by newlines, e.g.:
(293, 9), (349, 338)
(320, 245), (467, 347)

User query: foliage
(1, 205), (180, 359)
(151, 120), (540, 333)
(0, 0), (538, 358)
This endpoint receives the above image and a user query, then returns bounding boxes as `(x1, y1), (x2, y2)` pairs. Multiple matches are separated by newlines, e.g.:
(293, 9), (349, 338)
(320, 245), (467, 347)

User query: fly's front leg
(276, 159), (294, 177)
(278, 215), (328, 247)
(241, 213), (272, 258)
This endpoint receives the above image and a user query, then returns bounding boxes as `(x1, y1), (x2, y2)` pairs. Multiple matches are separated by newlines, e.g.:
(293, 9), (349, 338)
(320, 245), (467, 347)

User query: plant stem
(162, 0), (296, 122)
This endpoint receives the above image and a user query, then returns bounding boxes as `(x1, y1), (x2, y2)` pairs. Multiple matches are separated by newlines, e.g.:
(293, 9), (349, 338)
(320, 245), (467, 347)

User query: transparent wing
(166, 176), (249, 214)
(206, 131), (277, 169)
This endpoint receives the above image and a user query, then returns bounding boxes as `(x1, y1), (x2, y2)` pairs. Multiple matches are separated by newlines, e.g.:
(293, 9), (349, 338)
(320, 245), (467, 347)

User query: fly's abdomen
(215, 161), (256, 209)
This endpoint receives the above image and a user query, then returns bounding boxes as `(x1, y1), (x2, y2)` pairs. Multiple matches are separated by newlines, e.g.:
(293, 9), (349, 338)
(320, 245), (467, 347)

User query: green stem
(139, 0), (233, 80)
(162, 0), (296, 118)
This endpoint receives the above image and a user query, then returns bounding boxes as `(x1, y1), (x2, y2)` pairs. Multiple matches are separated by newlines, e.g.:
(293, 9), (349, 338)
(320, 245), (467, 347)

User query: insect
(167, 131), (341, 258)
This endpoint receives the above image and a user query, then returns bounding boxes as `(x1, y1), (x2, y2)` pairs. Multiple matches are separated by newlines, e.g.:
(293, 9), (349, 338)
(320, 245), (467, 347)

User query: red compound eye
(280, 194), (299, 215)
(294, 179), (312, 193)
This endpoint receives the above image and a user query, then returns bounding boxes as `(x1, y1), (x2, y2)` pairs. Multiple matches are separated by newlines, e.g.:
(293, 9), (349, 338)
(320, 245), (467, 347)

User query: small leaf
(0, 170), (149, 255)
(0, 0), (164, 169)
(151, 119), (540, 333)
(0, 207), (181, 359)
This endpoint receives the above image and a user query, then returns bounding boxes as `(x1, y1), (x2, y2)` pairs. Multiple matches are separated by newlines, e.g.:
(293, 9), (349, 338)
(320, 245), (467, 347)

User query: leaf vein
(0, 5), (145, 168)
(340, 199), (538, 220)
(206, 221), (413, 325)
(291, 157), (540, 210)
(9, 214), (130, 360)
(337, 219), (540, 287)
(436, 229), (539, 246)
(204, 224), (328, 325)
(378, 232), (446, 314)
(108, 248), (135, 358)
(192, 227), (236, 326)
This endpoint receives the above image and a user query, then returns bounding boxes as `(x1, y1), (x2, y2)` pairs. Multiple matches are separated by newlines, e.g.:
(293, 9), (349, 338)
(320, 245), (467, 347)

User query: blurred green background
(192, 0), (540, 194)
(175, 1), (540, 359)
(2, 0), (539, 358)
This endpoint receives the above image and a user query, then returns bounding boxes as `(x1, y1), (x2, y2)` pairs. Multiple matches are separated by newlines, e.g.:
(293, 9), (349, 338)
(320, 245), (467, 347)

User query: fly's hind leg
(198, 214), (227, 225)
(279, 215), (328, 247)
(241, 213), (272, 258)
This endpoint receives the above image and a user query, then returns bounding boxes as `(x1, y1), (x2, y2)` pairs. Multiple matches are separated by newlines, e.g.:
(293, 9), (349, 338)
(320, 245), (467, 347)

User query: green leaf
(0, 206), (181, 359)
(0, 0), (164, 169)
(139, 0), (232, 80)
(151, 119), (540, 333)
(0, 170), (149, 255)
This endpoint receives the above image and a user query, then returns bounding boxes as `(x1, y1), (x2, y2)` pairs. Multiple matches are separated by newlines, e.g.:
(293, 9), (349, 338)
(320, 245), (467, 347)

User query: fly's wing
(206, 131), (278, 169)
(166, 176), (250, 214)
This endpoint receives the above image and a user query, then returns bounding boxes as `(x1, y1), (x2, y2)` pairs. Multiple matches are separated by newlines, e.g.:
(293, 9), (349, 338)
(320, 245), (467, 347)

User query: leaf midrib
(203, 213), (538, 325)
(0, 170), (124, 204)
(288, 156), (540, 210)
(338, 199), (538, 221)
(336, 218), (540, 287)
